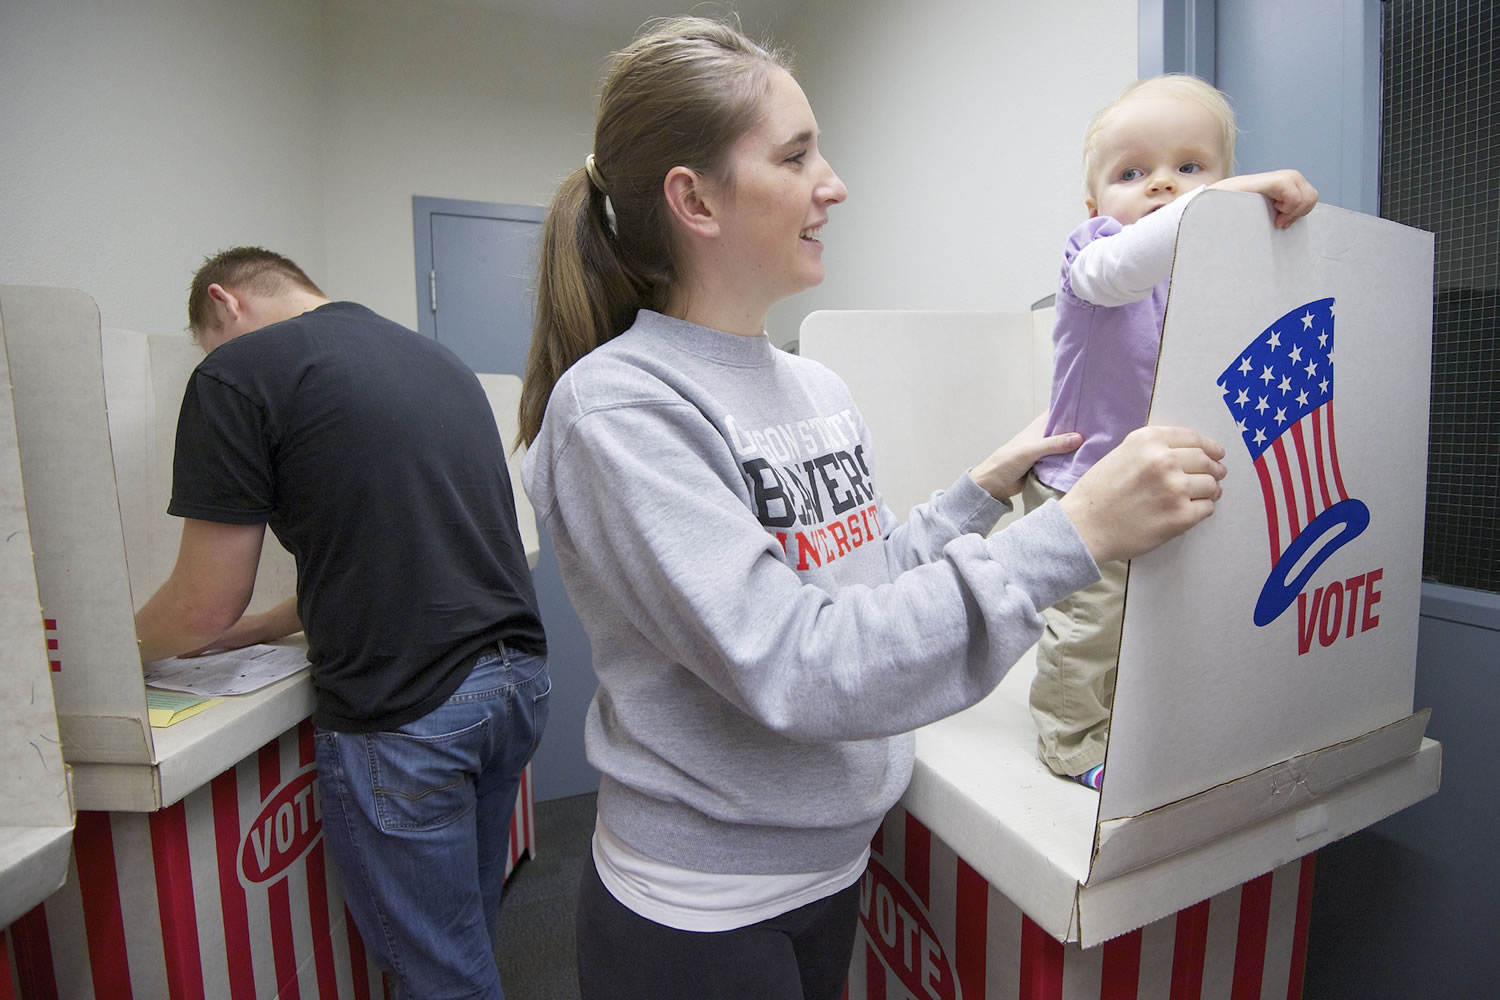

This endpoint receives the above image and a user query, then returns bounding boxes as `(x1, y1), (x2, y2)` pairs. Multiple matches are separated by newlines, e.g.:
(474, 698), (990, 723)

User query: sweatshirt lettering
(773, 504), (884, 570)
(726, 410), (861, 458)
(731, 407), (882, 571)
(743, 446), (876, 528)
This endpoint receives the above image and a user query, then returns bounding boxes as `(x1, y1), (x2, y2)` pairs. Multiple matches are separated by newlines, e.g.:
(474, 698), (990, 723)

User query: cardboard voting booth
(801, 193), (1440, 996)
(4, 723), (537, 999)
(0, 286), (311, 811)
(0, 307), (74, 932)
(0, 286), (539, 997)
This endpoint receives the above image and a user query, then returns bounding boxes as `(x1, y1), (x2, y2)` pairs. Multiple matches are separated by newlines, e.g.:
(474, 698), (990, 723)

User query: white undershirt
(591, 816), (870, 932)
(1069, 185), (1207, 306)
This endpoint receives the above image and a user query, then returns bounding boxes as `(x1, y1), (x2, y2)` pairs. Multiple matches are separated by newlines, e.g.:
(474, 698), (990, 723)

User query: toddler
(1025, 75), (1318, 789)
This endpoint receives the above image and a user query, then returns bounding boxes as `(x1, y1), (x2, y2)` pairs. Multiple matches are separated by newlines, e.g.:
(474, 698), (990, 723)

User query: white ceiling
(433, 0), (808, 41)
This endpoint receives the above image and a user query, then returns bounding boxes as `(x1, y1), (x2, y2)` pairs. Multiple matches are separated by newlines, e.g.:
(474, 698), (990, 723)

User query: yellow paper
(146, 689), (221, 728)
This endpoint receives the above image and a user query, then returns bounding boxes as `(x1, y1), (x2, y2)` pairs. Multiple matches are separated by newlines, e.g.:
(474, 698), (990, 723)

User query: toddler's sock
(1074, 764), (1104, 790)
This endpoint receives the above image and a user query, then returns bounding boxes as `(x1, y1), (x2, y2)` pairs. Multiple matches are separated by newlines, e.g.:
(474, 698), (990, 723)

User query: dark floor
(496, 792), (595, 1000)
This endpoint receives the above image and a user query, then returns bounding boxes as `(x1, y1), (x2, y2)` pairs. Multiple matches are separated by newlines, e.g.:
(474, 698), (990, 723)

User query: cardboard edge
(57, 712), (151, 763)
(1073, 736), (1441, 947)
(0, 824), (74, 928)
(64, 759), (164, 814)
(1087, 709), (1430, 884)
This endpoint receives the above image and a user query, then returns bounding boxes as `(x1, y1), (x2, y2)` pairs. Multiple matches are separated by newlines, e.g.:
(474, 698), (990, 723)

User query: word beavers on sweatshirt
(729, 408), (884, 571)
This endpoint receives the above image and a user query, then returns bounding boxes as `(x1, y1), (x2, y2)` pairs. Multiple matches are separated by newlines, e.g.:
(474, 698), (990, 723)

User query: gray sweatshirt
(522, 310), (1099, 876)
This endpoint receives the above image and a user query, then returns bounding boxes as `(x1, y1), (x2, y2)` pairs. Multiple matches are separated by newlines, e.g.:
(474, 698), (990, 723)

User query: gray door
(415, 196), (599, 803)
(432, 212), (536, 377)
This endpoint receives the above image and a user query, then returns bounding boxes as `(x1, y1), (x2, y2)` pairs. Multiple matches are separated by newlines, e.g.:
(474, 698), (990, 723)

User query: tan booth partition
(1, 286), (307, 812)
(0, 295), (74, 929)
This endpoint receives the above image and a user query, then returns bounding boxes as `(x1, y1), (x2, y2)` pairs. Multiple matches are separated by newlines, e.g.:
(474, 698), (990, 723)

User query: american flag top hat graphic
(1218, 297), (1370, 627)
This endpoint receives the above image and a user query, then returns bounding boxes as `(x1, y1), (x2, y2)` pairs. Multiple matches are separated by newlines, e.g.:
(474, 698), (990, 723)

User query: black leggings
(576, 860), (862, 1000)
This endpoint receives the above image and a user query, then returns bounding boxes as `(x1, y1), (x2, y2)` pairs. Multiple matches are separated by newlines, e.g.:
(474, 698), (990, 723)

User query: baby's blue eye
(1180, 163), (1204, 174)
(1120, 167), (1143, 181)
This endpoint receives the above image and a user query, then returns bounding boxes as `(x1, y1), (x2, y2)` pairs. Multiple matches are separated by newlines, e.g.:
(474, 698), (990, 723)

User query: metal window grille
(1382, 0), (1499, 593)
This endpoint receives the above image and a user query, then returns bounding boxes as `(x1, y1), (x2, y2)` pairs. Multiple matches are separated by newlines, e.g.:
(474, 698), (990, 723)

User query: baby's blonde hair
(1081, 74), (1238, 200)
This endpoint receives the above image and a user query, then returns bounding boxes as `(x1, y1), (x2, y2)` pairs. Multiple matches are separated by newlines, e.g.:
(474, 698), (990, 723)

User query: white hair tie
(584, 153), (607, 193)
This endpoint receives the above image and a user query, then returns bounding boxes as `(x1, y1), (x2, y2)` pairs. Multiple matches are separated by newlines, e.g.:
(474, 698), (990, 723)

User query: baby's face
(1087, 94), (1230, 225)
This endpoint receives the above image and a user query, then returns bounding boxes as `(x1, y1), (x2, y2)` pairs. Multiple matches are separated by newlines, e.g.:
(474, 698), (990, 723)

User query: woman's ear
(663, 166), (720, 239)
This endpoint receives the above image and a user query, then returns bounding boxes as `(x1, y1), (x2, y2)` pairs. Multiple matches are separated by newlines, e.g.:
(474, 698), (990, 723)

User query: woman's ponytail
(518, 167), (648, 445)
(517, 15), (789, 446)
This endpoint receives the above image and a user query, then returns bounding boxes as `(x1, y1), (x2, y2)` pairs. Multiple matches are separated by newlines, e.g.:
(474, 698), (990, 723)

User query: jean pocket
(366, 716), (488, 833)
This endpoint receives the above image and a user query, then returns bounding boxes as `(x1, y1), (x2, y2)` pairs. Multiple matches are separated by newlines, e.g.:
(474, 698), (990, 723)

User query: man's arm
(179, 596), (303, 657)
(134, 518), (266, 662)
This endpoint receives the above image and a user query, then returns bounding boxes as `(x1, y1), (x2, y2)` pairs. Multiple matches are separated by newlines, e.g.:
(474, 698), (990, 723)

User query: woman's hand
(969, 412), (1083, 501)
(1058, 425), (1227, 564)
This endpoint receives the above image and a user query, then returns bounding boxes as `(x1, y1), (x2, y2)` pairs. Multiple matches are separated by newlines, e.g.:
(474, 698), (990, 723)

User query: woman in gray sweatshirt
(518, 16), (1228, 1000)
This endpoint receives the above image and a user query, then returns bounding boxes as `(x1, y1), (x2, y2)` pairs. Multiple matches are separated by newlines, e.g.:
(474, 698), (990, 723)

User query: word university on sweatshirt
(730, 409), (883, 571)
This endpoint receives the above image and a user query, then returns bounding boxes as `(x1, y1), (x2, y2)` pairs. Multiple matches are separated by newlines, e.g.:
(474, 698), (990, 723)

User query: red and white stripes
(3, 722), (536, 999)
(42, 618), (59, 672)
(847, 805), (1314, 1000)
(1253, 402), (1349, 564)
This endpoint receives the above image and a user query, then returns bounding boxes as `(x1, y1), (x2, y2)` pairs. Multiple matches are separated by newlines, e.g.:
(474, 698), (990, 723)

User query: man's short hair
(187, 247), (324, 336)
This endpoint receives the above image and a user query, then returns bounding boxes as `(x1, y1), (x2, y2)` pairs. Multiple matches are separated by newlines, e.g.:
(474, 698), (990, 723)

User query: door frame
(1138, 0), (1381, 216)
(411, 196), (546, 340)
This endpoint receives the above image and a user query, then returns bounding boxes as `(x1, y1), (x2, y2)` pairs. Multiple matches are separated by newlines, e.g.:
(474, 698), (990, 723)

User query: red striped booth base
(847, 804), (1313, 1000)
(2, 721), (536, 1000)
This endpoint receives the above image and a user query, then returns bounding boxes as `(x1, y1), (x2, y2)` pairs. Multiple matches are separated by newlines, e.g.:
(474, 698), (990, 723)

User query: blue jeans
(316, 644), (550, 1000)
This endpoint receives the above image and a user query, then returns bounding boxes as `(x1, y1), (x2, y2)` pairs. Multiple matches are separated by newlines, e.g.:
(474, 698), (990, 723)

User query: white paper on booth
(144, 644), (310, 697)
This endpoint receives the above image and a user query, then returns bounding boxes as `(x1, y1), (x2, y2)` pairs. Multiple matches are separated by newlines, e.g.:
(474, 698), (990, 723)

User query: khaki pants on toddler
(1021, 472), (1128, 777)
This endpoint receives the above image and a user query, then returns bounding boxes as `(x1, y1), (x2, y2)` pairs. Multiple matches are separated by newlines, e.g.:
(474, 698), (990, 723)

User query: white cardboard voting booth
(802, 193), (1441, 997)
(0, 306), (74, 933)
(0, 286), (539, 998)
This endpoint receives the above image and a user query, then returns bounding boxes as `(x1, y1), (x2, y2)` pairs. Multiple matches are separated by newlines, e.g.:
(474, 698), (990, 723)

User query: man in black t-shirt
(135, 247), (548, 999)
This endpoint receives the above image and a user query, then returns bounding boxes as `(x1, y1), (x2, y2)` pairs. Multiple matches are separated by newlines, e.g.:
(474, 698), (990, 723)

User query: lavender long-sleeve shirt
(1033, 187), (1204, 491)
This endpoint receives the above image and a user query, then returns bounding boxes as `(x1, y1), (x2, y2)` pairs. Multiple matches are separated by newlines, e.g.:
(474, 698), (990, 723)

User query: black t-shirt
(169, 301), (546, 732)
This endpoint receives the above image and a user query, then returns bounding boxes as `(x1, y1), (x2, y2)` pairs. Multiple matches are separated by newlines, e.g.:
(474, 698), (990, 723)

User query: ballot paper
(144, 644), (310, 697)
(145, 689), (221, 727)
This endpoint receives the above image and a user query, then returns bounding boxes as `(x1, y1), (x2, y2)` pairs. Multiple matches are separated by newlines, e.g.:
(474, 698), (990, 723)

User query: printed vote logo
(1217, 298), (1384, 653)
(240, 767), (323, 884)
(859, 857), (958, 1000)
